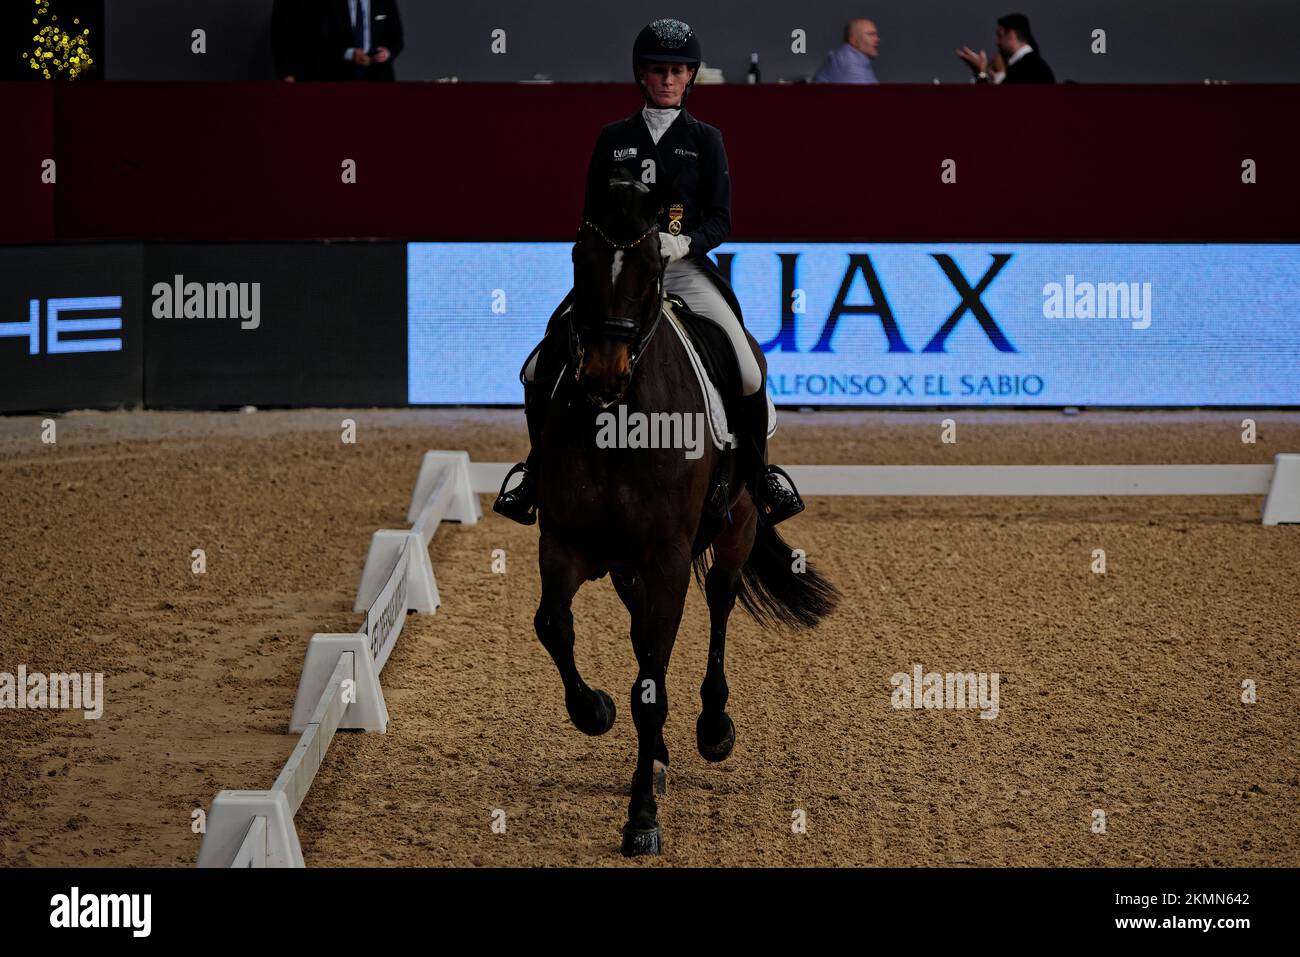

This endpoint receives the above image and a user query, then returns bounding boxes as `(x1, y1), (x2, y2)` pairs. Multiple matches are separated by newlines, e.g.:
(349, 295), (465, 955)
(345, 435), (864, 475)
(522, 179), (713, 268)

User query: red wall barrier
(2, 82), (1297, 243)
(0, 84), (55, 244)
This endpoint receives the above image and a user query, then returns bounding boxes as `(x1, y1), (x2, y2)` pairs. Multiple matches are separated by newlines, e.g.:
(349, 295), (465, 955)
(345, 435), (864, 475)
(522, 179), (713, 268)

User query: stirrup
(706, 471), (731, 518)
(756, 465), (804, 527)
(493, 462), (537, 526)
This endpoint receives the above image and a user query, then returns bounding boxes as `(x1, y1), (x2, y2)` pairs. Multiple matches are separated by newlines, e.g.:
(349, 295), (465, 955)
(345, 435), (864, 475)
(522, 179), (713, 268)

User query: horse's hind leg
(698, 496), (757, 762)
(535, 532), (616, 736)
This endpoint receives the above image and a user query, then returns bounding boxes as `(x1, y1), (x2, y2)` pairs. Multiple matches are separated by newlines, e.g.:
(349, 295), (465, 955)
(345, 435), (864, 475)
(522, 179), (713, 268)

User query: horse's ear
(603, 168), (649, 225)
(609, 165), (639, 189)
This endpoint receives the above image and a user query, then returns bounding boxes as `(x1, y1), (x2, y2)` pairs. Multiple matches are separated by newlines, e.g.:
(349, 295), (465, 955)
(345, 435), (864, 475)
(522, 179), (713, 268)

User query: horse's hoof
(621, 822), (662, 857)
(696, 712), (736, 763)
(567, 688), (616, 736)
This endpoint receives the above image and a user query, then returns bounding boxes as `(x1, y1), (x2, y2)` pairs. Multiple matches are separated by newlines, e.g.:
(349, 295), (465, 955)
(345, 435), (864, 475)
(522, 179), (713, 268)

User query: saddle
(664, 294), (740, 440)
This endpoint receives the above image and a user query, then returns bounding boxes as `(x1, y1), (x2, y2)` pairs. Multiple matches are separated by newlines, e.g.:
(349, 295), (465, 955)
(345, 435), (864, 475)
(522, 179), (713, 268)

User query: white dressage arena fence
(469, 453), (1300, 524)
(196, 451), (480, 868)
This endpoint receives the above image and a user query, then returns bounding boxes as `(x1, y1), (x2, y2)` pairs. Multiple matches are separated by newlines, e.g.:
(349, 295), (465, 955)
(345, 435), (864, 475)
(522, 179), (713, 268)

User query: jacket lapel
(654, 108), (695, 158)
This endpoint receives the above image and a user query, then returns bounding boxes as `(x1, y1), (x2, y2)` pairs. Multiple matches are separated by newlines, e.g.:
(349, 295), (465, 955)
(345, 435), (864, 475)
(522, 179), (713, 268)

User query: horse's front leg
(613, 544), (691, 856)
(535, 531), (617, 736)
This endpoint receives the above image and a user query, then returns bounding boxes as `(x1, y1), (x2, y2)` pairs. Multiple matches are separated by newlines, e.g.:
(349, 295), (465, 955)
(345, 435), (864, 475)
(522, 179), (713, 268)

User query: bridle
(568, 216), (667, 383)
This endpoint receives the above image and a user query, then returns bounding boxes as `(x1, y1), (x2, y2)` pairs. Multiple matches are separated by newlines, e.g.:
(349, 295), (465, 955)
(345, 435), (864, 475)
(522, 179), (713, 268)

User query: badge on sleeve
(667, 203), (684, 235)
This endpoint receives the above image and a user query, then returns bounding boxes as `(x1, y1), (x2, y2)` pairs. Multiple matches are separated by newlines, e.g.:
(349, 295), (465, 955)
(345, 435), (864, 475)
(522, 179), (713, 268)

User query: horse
(527, 172), (839, 857)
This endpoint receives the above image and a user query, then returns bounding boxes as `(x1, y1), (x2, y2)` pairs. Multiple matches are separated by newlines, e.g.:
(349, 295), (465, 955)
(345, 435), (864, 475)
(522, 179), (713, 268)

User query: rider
(494, 17), (805, 528)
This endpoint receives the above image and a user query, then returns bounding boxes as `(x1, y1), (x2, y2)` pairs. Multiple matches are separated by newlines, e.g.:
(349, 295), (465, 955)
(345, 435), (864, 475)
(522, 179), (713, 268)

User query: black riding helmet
(632, 18), (701, 107)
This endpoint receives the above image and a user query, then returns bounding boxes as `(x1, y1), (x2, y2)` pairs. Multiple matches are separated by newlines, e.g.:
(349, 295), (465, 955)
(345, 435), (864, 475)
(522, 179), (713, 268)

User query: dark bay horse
(530, 174), (838, 856)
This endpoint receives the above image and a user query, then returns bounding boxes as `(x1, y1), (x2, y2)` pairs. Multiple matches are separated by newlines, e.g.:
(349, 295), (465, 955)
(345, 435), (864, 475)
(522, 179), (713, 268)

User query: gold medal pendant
(668, 203), (684, 235)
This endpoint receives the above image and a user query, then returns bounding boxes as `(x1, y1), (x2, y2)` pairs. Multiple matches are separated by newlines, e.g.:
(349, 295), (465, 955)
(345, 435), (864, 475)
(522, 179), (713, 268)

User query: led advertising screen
(0, 244), (143, 413)
(143, 243), (407, 408)
(409, 242), (1300, 406)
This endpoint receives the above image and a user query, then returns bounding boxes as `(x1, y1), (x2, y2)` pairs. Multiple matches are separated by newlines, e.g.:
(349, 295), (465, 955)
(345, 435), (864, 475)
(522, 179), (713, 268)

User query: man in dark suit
(295, 0), (405, 81)
(957, 12), (1055, 84)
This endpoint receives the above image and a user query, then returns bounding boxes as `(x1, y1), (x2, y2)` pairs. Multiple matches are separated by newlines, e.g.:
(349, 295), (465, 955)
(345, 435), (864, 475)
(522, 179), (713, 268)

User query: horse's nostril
(580, 373), (627, 407)
(580, 378), (612, 405)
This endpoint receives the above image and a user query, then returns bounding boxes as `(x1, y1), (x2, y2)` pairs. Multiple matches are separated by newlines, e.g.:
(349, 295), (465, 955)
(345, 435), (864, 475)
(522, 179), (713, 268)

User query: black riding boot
(739, 390), (805, 526)
(493, 380), (547, 525)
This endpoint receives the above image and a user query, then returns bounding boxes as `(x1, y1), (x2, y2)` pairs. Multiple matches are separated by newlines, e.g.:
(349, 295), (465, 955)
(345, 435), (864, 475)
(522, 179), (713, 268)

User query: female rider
(494, 18), (804, 527)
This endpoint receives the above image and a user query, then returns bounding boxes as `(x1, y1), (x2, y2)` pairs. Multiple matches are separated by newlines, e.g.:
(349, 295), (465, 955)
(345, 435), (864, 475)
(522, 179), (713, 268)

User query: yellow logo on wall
(24, 1), (95, 80)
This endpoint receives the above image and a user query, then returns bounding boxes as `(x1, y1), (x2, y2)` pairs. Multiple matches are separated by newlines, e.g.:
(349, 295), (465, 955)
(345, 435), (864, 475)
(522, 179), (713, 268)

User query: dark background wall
(102, 0), (1300, 83)
(10, 83), (1295, 244)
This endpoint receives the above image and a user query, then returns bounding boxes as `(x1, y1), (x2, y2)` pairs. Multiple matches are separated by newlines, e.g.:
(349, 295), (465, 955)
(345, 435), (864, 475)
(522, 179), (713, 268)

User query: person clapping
(956, 13), (1054, 84)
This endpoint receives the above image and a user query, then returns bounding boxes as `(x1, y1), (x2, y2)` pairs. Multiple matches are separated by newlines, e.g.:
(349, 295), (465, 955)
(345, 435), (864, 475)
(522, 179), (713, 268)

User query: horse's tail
(734, 523), (839, 629)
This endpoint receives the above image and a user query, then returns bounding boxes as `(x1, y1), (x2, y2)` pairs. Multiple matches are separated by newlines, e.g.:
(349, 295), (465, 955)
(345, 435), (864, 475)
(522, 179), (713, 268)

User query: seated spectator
(956, 12), (1054, 84)
(813, 19), (881, 83)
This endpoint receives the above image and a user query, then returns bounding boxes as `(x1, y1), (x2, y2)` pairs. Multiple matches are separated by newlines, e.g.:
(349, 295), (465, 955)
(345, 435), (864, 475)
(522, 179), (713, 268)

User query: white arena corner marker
(1262, 453), (1300, 525)
(197, 790), (303, 868)
(289, 634), (388, 733)
(407, 450), (481, 526)
(355, 450), (481, 617)
(356, 528), (439, 616)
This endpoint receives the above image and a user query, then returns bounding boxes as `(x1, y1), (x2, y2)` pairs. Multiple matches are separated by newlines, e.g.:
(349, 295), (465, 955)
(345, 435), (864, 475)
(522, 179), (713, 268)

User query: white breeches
(663, 258), (763, 395)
